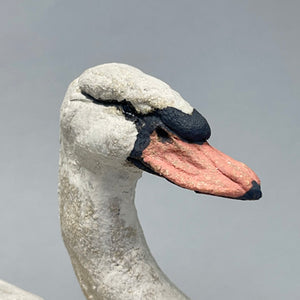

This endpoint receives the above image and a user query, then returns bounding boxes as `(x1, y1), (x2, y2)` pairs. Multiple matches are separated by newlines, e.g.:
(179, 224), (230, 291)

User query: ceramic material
(0, 280), (43, 300)
(59, 63), (261, 300)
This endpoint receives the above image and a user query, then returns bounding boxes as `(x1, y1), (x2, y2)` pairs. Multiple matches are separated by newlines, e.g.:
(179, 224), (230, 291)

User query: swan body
(58, 63), (262, 300)
(0, 280), (43, 300)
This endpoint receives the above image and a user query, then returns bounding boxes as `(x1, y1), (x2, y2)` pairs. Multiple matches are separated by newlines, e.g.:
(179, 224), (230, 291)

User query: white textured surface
(59, 64), (190, 299)
(77, 63), (193, 114)
(0, 280), (43, 300)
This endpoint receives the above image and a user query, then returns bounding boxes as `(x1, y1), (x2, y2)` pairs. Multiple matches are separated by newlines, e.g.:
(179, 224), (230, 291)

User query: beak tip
(238, 181), (262, 200)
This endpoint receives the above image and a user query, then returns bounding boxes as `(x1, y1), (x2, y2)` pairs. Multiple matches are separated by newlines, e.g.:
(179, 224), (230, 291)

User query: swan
(58, 63), (261, 300)
(1, 63), (262, 300)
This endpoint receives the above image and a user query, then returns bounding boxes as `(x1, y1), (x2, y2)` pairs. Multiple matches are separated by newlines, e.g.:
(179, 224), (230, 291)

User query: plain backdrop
(0, 1), (299, 299)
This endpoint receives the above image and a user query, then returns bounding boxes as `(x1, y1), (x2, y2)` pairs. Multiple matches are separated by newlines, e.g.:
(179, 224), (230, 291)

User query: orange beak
(141, 130), (262, 200)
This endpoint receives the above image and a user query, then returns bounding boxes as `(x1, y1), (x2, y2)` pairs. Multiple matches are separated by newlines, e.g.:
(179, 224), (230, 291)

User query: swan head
(60, 63), (262, 200)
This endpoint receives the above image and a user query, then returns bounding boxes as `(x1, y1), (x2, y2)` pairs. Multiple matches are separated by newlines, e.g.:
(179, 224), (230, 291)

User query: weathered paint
(60, 63), (262, 300)
(141, 130), (261, 200)
(60, 74), (190, 300)
(78, 63), (193, 115)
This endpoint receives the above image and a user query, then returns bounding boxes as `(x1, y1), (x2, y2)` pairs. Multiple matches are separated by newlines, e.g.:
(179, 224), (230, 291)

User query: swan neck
(59, 151), (189, 300)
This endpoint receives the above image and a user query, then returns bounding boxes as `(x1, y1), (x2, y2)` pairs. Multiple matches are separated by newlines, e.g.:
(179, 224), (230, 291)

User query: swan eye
(120, 100), (139, 121)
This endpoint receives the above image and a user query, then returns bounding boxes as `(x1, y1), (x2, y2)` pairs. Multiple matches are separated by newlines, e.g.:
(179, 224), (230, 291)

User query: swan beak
(140, 130), (262, 200)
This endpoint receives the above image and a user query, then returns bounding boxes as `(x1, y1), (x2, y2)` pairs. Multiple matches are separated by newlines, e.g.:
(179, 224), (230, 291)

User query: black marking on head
(119, 100), (139, 122)
(157, 107), (211, 143)
(81, 91), (141, 123)
(129, 113), (165, 159)
(127, 157), (159, 175)
(129, 107), (211, 163)
(156, 127), (172, 143)
(84, 92), (211, 172)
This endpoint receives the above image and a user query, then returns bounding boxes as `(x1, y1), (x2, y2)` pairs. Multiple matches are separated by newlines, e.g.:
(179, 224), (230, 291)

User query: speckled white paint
(77, 63), (193, 115)
(0, 280), (43, 300)
(59, 64), (190, 299)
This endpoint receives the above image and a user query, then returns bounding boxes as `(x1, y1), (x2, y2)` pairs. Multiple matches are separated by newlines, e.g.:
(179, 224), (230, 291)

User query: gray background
(0, 1), (299, 299)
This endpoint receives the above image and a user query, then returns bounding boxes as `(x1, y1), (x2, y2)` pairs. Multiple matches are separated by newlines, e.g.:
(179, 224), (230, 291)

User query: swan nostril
(156, 127), (172, 143)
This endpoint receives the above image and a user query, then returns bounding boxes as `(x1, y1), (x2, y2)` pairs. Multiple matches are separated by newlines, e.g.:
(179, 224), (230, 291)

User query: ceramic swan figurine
(58, 63), (262, 300)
